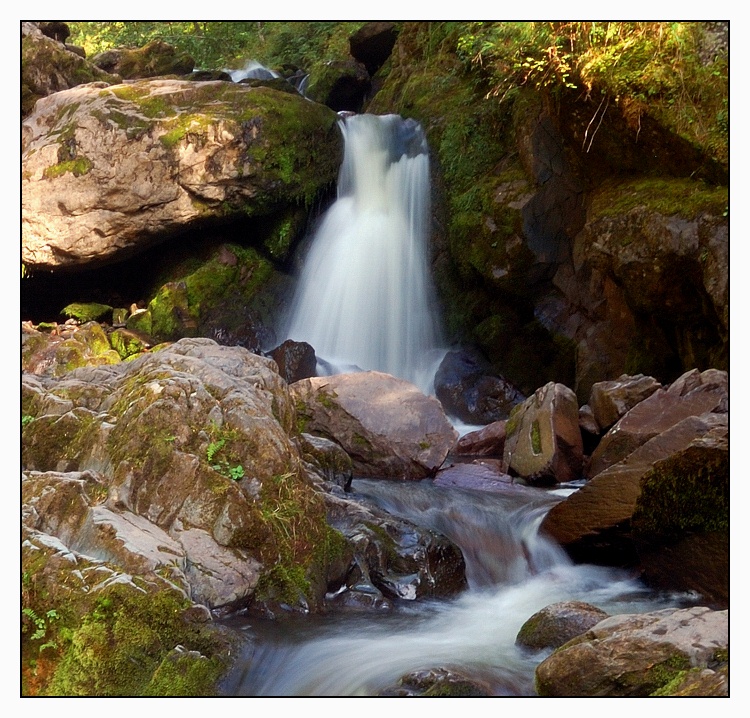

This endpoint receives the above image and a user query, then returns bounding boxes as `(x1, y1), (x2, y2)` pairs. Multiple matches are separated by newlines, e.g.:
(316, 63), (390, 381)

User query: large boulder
(535, 606), (728, 697)
(22, 338), (333, 610)
(21, 22), (119, 117)
(540, 411), (728, 605)
(291, 371), (458, 479)
(349, 22), (399, 75)
(588, 368), (727, 477)
(502, 382), (583, 485)
(22, 79), (342, 271)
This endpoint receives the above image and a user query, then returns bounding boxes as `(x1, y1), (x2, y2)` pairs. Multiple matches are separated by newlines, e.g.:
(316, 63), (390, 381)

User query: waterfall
(283, 113), (444, 393)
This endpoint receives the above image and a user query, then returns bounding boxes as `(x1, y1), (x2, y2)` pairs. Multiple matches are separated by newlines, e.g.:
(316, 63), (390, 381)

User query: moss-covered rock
(90, 39), (195, 79)
(23, 78), (342, 272)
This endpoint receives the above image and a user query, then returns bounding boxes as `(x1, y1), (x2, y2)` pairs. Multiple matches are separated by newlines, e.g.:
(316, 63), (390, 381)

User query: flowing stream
(220, 480), (693, 697)
(221, 114), (696, 697)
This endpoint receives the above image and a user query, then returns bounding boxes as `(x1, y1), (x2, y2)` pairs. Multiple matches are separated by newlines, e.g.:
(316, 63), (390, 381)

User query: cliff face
(367, 22), (728, 398)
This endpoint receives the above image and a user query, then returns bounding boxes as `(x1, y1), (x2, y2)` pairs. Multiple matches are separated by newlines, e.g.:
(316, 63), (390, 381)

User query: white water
(283, 114), (444, 394)
(221, 481), (695, 697)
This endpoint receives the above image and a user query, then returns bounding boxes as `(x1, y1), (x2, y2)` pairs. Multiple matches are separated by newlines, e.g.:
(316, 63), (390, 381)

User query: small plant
(22, 607), (59, 653)
(205, 426), (245, 481)
(22, 415), (34, 428)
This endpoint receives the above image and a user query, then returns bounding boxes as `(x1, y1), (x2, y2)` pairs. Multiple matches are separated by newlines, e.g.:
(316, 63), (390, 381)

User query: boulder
(588, 374), (662, 431)
(502, 382), (583, 485)
(452, 421), (506, 457)
(540, 412), (728, 604)
(535, 606), (728, 697)
(305, 59), (371, 113)
(22, 79), (342, 271)
(269, 339), (317, 384)
(516, 601), (609, 651)
(291, 371), (458, 479)
(21, 22), (119, 117)
(381, 667), (492, 697)
(434, 348), (526, 424)
(21, 338), (333, 610)
(91, 40), (195, 79)
(588, 368), (727, 477)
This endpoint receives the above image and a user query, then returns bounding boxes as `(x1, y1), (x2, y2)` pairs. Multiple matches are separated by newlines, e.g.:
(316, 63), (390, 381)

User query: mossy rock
(61, 302), (112, 324)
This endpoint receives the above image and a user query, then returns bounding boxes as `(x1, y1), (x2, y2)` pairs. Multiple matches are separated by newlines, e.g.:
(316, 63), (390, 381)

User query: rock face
(291, 371), (458, 479)
(502, 382), (583, 485)
(588, 374), (663, 432)
(516, 601), (609, 651)
(22, 79), (342, 271)
(453, 421), (506, 457)
(349, 22), (399, 75)
(535, 606), (728, 697)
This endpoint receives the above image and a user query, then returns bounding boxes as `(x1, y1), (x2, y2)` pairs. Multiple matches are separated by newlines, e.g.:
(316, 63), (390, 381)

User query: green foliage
(205, 424), (245, 481)
(22, 608), (60, 652)
(67, 22), (366, 74)
(22, 415), (34, 428)
(455, 21), (728, 162)
(61, 302), (113, 324)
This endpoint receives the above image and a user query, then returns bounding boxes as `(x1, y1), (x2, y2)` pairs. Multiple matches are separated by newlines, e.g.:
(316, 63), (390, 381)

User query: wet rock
(516, 601), (609, 651)
(435, 348), (525, 424)
(291, 371), (458, 480)
(269, 339), (317, 384)
(297, 433), (353, 491)
(323, 491), (467, 603)
(502, 382), (583, 485)
(588, 368), (727, 477)
(305, 59), (371, 113)
(382, 667), (493, 697)
(535, 606), (728, 697)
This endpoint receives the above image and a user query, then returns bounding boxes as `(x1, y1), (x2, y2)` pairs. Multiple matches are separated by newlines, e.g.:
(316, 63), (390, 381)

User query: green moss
(41, 584), (226, 696)
(530, 419), (542, 454)
(43, 156), (92, 179)
(589, 177), (728, 221)
(61, 303), (112, 323)
(632, 443), (728, 538)
(108, 329), (148, 359)
(315, 389), (338, 410)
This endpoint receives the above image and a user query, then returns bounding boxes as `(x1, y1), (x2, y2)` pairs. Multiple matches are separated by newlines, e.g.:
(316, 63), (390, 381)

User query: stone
(588, 374), (662, 431)
(269, 339), (317, 384)
(452, 421), (506, 457)
(502, 382), (583, 485)
(535, 606), (728, 697)
(434, 348), (525, 424)
(588, 368), (727, 477)
(540, 411), (728, 603)
(349, 22), (399, 75)
(22, 79), (342, 271)
(291, 371), (458, 479)
(516, 601), (609, 651)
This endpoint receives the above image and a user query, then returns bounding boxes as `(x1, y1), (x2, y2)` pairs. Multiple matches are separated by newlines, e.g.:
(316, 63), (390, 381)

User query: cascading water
(283, 113), (444, 393)
(220, 481), (693, 697)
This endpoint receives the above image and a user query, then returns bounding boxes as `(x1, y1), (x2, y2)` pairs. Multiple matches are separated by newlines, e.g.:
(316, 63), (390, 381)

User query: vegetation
(68, 21), (366, 74)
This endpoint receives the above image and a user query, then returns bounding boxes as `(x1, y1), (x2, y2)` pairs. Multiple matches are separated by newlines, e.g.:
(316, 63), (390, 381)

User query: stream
(219, 477), (698, 697)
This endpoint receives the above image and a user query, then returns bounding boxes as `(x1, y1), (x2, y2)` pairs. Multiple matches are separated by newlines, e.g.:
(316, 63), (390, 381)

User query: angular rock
(516, 601), (609, 651)
(22, 79), (341, 271)
(588, 374), (662, 431)
(540, 411), (728, 603)
(22, 22), (119, 117)
(588, 368), (727, 477)
(291, 371), (458, 479)
(502, 382), (583, 485)
(452, 421), (506, 457)
(535, 606), (728, 697)
(297, 432), (353, 491)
